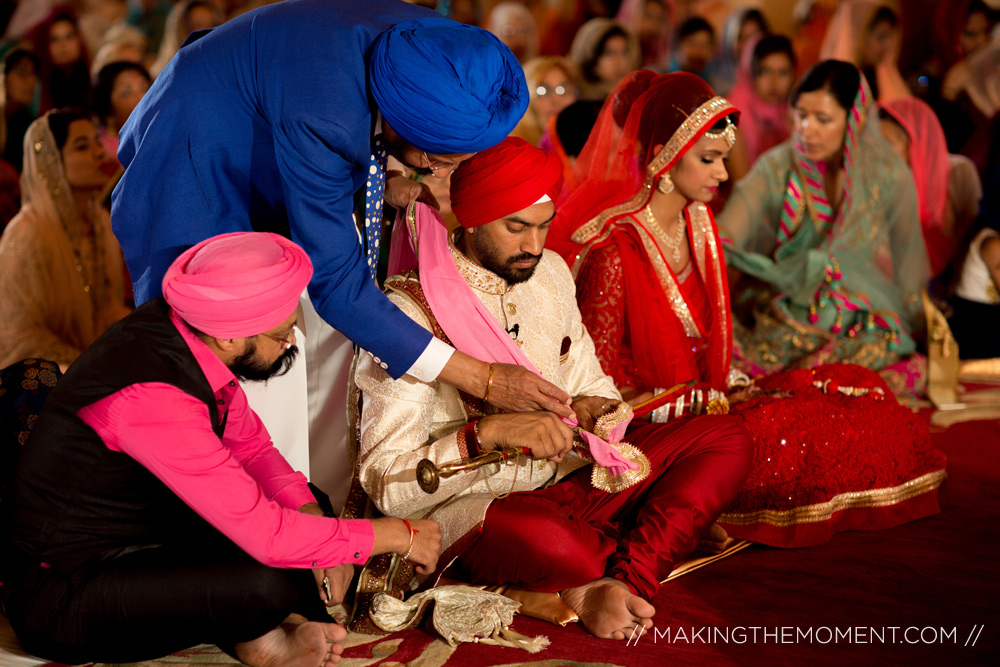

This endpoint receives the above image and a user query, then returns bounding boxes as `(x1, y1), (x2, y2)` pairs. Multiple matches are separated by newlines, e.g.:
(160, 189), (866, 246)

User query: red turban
(450, 137), (563, 229)
(162, 232), (313, 339)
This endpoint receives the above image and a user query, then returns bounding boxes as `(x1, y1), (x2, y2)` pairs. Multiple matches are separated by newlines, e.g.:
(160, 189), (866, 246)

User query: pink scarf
(726, 35), (791, 165)
(389, 203), (637, 475)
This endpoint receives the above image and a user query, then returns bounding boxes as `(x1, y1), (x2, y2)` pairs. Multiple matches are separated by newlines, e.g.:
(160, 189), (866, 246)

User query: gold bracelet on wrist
(472, 419), (483, 453)
(483, 363), (495, 403)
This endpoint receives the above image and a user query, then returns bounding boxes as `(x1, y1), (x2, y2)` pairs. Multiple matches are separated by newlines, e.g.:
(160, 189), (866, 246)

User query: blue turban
(369, 17), (528, 154)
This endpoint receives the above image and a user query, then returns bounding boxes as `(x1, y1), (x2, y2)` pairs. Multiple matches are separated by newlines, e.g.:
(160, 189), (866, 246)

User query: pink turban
(162, 232), (313, 338)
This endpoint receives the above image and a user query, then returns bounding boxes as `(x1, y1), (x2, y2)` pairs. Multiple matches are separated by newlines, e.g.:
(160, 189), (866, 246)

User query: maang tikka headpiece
(670, 102), (737, 149)
(704, 115), (737, 148)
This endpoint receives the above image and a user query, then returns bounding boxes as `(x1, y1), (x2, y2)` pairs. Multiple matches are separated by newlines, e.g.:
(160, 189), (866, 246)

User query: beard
(473, 231), (541, 285)
(230, 339), (299, 383)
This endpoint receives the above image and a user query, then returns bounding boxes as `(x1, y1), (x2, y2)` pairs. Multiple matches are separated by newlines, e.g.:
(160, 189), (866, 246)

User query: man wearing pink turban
(3, 232), (441, 665)
(358, 139), (752, 640)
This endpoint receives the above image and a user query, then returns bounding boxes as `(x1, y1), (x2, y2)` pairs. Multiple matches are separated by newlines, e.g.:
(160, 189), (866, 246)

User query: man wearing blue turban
(112, 0), (574, 492)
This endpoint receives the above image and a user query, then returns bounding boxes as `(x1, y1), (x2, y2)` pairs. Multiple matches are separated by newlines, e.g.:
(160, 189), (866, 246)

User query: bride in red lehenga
(549, 71), (946, 548)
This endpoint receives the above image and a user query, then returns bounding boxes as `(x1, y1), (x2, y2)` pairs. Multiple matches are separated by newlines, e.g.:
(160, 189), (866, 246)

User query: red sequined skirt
(716, 364), (946, 548)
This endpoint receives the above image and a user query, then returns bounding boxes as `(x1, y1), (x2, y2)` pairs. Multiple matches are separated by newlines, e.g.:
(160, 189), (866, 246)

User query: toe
(329, 624), (348, 642)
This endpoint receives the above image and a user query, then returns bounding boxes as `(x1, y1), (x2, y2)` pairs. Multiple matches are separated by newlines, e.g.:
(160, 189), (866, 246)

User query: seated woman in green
(717, 60), (929, 393)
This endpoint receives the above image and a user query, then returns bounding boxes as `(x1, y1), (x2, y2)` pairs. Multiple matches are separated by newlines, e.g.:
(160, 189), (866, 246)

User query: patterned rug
(3, 408), (997, 666)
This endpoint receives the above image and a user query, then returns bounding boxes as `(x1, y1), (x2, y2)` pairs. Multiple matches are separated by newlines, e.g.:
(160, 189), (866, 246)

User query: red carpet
(4, 415), (997, 666)
(348, 415), (998, 667)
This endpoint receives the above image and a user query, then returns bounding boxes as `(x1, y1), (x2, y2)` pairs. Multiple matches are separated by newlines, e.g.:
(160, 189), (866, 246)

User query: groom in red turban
(357, 138), (753, 641)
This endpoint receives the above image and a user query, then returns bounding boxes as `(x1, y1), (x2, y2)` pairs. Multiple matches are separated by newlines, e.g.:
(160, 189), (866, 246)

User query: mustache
(272, 345), (299, 378)
(231, 344), (299, 383)
(506, 251), (541, 265)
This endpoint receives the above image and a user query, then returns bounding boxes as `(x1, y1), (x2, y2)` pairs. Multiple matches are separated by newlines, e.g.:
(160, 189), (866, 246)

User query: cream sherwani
(355, 243), (619, 563)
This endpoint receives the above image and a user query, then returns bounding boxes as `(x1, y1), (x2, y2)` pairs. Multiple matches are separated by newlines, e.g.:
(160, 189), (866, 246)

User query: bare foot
(561, 578), (656, 640)
(235, 613), (347, 667)
(696, 523), (729, 554)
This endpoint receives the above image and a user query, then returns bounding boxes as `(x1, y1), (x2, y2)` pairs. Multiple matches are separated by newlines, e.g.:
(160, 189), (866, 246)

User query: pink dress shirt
(77, 310), (374, 569)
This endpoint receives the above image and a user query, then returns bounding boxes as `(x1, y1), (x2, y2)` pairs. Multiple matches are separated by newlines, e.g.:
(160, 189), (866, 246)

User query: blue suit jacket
(112, 0), (435, 377)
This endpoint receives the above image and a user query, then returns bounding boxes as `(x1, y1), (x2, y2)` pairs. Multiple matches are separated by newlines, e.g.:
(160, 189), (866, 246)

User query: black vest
(7, 299), (225, 573)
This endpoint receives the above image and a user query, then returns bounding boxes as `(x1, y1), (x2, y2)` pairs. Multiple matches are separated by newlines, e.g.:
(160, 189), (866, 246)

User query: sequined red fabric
(718, 364), (946, 547)
(577, 225), (948, 547)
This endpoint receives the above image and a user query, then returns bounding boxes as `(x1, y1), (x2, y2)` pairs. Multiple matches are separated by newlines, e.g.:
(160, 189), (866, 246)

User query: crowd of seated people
(0, 0), (998, 657)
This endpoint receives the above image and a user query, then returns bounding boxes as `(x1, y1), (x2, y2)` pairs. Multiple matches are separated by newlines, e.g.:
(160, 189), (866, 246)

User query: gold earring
(657, 174), (674, 195)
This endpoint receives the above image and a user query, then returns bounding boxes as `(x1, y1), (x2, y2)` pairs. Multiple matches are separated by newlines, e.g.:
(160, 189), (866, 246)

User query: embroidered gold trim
(646, 96), (737, 178)
(570, 96), (736, 248)
(385, 273), (487, 420)
(405, 201), (420, 256)
(449, 234), (508, 295)
(695, 203), (730, 368)
(570, 182), (652, 248)
(690, 203), (707, 275)
(593, 400), (633, 440)
(634, 217), (701, 338)
(587, 402), (651, 493)
(591, 443), (651, 493)
(717, 469), (947, 527)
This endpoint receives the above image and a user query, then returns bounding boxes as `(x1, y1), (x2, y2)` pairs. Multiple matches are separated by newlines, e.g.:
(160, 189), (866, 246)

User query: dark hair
(677, 17), (715, 43)
(555, 99), (603, 158)
(581, 25), (629, 83)
(92, 61), (152, 121)
(790, 60), (860, 111)
(741, 9), (770, 36)
(876, 107), (907, 134)
(47, 11), (81, 42)
(966, 0), (997, 26)
(869, 5), (899, 30)
(183, 0), (215, 25)
(709, 113), (739, 132)
(751, 34), (796, 78)
(2, 48), (41, 75)
(45, 108), (92, 151)
(638, 111), (739, 166)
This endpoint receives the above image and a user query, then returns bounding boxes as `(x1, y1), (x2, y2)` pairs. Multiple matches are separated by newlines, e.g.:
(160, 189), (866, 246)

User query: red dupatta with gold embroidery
(550, 72), (737, 392)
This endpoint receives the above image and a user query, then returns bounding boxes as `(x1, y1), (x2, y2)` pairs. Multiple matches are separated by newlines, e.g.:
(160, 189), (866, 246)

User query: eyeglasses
(260, 328), (295, 350)
(421, 152), (462, 176)
(500, 25), (533, 37)
(535, 84), (571, 97)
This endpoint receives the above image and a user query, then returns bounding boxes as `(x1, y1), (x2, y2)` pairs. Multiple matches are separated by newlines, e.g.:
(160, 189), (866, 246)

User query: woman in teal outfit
(717, 60), (929, 393)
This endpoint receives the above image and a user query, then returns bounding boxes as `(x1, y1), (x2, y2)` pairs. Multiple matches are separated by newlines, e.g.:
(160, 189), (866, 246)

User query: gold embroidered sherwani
(355, 243), (619, 569)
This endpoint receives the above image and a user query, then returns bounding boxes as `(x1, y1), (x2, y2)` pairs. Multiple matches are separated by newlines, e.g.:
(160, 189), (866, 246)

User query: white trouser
(241, 292), (354, 513)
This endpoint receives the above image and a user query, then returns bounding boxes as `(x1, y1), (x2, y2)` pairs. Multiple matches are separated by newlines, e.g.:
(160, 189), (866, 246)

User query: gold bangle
(472, 419), (483, 452)
(483, 363), (495, 403)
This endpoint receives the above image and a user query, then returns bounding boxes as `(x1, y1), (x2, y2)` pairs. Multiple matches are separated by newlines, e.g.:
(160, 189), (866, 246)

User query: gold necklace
(643, 206), (686, 263)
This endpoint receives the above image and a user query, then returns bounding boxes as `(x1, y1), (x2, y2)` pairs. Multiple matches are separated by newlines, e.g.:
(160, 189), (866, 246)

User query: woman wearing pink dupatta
(726, 34), (796, 183)
(819, 0), (910, 102)
(879, 96), (983, 276)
